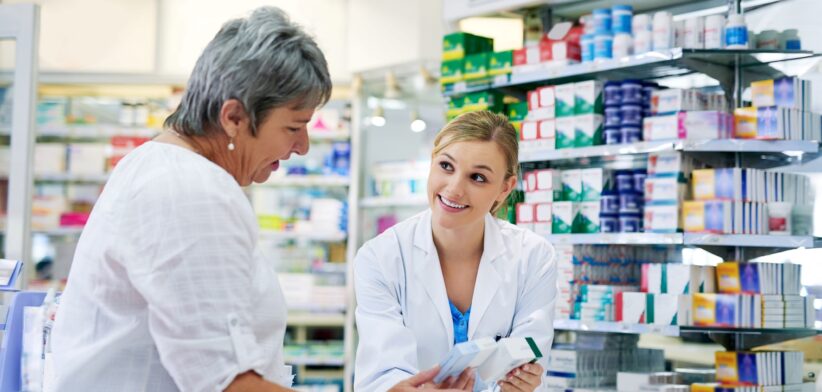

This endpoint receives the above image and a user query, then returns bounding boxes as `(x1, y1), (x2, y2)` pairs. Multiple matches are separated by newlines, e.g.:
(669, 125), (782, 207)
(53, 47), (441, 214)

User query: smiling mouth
(438, 194), (468, 210)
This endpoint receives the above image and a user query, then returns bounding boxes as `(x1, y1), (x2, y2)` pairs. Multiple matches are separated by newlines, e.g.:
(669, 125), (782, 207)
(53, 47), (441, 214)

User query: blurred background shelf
(359, 195), (428, 208)
(545, 233), (683, 245)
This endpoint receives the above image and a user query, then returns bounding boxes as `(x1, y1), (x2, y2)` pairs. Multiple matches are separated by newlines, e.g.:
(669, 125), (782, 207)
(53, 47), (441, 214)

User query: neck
(159, 129), (247, 185)
(432, 215), (485, 264)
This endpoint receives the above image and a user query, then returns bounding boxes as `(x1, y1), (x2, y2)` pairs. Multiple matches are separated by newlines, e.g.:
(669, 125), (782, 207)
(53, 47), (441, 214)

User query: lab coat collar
(412, 210), (508, 342)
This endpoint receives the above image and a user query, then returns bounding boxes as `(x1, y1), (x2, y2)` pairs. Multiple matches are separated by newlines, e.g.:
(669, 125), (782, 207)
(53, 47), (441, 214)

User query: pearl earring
(228, 138), (235, 151)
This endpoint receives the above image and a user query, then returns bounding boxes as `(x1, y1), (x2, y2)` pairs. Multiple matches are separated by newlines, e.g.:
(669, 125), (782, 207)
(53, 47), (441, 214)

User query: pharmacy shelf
(284, 357), (345, 367)
(545, 233), (682, 245)
(259, 230), (347, 242)
(262, 175), (350, 187)
(308, 129), (351, 141)
(287, 313), (346, 327)
(519, 139), (820, 163)
(287, 304), (347, 313)
(554, 320), (820, 350)
(443, 48), (819, 98)
(34, 173), (109, 183)
(359, 195), (429, 208)
(32, 227), (84, 236)
(0, 71), (188, 86)
(683, 233), (819, 248)
(36, 124), (159, 139)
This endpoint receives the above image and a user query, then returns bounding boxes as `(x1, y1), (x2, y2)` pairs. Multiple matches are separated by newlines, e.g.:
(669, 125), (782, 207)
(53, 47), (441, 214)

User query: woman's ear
(496, 175), (518, 205)
(219, 99), (250, 138)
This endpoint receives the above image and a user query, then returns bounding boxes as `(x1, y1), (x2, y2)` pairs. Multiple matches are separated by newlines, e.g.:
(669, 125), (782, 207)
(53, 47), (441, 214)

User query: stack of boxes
(691, 351), (809, 391)
(556, 81), (604, 149)
(736, 77), (821, 141)
(644, 87), (732, 141)
(683, 168), (813, 235)
(520, 86), (555, 152)
(643, 152), (691, 233)
(602, 80), (656, 145)
(546, 347), (665, 390)
(440, 32), (494, 89)
(615, 261), (814, 328)
(512, 22), (582, 73)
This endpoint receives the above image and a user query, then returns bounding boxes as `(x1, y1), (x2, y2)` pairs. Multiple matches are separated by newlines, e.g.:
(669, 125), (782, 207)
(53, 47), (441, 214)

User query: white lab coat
(354, 209), (557, 391)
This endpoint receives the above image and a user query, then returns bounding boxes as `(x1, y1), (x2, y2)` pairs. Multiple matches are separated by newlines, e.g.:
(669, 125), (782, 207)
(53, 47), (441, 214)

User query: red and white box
(533, 202), (552, 236)
(516, 203), (535, 231)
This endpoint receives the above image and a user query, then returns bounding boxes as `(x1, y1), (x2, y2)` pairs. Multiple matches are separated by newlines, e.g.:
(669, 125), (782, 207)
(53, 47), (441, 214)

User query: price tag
(493, 75), (508, 86)
(453, 82), (467, 93)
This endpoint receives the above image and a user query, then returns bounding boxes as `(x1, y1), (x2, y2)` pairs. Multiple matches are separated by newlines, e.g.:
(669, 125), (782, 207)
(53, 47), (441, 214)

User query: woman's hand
(390, 366), (475, 391)
(498, 363), (543, 392)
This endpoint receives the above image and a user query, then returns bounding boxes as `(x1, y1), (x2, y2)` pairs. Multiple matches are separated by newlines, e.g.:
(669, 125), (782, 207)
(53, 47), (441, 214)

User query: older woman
(50, 7), (331, 391)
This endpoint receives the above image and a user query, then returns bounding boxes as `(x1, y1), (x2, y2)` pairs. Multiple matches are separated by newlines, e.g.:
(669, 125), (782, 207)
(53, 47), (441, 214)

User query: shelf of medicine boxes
(553, 319), (821, 351)
(259, 230), (347, 242)
(545, 233), (682, 246)
(519, 139), (821, 163)
(359, 195), (429, 208)
(260, 175), (350, 188)
(287, 313), (346, 327)
(442, 48), (820, 99)
(543, 233), (820, 247)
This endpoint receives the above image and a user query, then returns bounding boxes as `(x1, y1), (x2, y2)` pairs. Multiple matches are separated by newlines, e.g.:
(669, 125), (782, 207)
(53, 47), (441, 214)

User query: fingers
(452, 368), (475, 390)
(404, 366), (441, 387)
(518, 363), (543, 377)
(499, 366), (541, 392)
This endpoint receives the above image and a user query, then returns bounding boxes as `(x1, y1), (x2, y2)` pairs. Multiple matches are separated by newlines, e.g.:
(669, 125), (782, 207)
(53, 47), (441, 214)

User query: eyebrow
(442, 153), (495, 174)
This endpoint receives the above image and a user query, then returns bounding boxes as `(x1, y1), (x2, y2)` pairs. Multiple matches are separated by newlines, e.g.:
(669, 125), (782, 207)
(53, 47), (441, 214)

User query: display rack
(359, 195), (429, 208)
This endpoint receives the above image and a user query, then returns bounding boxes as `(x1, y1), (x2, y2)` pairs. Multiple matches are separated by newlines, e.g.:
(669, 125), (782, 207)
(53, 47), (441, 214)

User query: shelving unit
(359, 195), (428, 208)
(259, 230), (347, 242)
(262, 175), (350, 188)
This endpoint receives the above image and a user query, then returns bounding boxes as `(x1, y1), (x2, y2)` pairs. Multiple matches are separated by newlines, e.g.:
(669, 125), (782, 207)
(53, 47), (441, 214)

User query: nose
(442, 175), (467, 199)
(295, 128), (309, 156)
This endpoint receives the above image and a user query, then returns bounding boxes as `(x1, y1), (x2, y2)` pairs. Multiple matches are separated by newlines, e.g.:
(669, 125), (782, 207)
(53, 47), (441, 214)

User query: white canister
(674, 20), (686, 48)
(757, 29), (780, 49)
(594, 33), (614, 60)
(684, 17), (705, 48)
(652, 11), (674, 51)
(634, 30), (652, 54)
(768, 202), (793, 235)
(704, 14), (725, 49)
(725, 13), (749, 49)
(781, 29), (801, 50)
(632, 14), (652, 35)
(613, 33), (633, 58)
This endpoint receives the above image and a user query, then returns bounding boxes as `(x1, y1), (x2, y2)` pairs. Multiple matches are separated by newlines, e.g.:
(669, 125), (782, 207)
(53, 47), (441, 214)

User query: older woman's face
(242, 104), (314, 185)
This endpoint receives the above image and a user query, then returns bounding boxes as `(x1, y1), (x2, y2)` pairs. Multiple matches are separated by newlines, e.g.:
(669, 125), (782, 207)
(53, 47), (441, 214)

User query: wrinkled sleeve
(353, 236), (420, 392)
(510, 236), (557, 391)
(120, 172), (272, 392)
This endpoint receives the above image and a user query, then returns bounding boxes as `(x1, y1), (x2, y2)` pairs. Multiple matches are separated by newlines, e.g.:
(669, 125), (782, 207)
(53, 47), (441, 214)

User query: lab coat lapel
(468, 214), (505, 339)
(412, 210), (454, 345)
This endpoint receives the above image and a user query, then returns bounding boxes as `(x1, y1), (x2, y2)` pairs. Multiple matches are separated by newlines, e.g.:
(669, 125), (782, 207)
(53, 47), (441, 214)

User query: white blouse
(51, 141), (292, 391)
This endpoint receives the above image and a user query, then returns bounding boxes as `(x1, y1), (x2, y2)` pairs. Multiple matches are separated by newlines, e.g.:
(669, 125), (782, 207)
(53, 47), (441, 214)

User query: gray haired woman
(51, 7), (332, 391)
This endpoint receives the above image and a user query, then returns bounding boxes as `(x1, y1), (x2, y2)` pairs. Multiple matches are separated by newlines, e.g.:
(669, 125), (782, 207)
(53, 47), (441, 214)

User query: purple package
(739, 264), (761, 294)
(715, 169), (734, 200)
(736, 352), (759, 385)
(704, 200), (726, 233)
(715, 294), (737, 327)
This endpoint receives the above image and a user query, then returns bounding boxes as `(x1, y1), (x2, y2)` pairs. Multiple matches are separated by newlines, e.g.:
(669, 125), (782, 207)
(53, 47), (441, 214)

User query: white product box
(617, 292), (647, 323)
(573, 114), (603, 147)
(552, 201), (574, 234)
(580, 168), (604, 202)
(644, 175), (685, 202)
(533, 203), (552, 236)
(573, 80), (603, 115)
(435, 338), (497, 383)
(643, 111), (726, 141)
(477, 337), (542, 383)
(652, 294), (680, 325)
(689, 266), (717, 293)
(521, 120), (538, 141)
(555, 116), (576, 149)
(538, 86), (556, 108)
(648, 152), (685, 175)
(67, 143), (108, 175)
(546, 349), (580, 374)
(644, 204), (680, 233)
(663, 264), (692, 294)
(561, 169), (583, 202)
(617, 372), (653, 392)
(651, 88), (704, 114)
(644, 264), (662, 294)
(677, 295), (692, 325)
(516, 203), (535, 224)
(34, 143), (67, 175)
(537, 119), (556, 150)
(555, 83), (576, 117)
(525, 169), (558, 204)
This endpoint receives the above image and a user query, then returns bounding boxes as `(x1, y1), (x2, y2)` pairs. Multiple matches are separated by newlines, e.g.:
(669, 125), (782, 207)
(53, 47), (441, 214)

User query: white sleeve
(120, 172), (271, 392)
(353, 236), (419, 392)
(510, 236), (557, 391)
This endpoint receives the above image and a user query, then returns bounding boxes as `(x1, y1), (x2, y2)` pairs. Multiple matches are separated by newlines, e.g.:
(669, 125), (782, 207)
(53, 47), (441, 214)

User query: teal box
(555, 83), (576, 117)
(574, 80), (604, 115)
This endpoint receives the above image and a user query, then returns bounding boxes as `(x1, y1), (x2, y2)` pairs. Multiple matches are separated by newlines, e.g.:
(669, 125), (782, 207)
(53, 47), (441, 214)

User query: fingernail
(524, 365), (529, 371)
(515, 370), (520, 376)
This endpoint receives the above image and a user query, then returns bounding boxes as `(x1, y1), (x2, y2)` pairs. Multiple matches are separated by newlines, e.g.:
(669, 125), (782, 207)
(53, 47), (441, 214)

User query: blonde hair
(431, 110), (519, 215)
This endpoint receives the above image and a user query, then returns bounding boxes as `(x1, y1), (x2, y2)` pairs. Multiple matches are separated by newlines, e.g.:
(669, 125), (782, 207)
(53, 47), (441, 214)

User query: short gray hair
(165, 6), (332, 136)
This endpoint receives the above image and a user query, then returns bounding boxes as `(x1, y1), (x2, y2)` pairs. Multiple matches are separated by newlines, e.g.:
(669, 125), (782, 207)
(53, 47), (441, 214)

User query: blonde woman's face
(428, 140), (515, 230)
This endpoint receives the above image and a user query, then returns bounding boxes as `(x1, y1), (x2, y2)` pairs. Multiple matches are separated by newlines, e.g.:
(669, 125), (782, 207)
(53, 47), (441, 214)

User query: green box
(440, 59), (464, 85)
(574, 114), (603, 147)
(573, 201), (601, 233)
(463, 91), (504, 113)
(555, 116), (575, 149)
(442, 32), (494, 61)
(447, 97), (465, 120)
(506, 101), (529, 122)
(489, 50), (513, 76)
(463, 53), (490, 81)
(554, 83), (576, 117)
(552, 201), (574, 234)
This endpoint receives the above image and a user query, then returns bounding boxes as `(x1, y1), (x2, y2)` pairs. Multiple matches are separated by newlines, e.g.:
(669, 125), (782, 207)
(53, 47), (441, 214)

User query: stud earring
(228, 138), (235, 151)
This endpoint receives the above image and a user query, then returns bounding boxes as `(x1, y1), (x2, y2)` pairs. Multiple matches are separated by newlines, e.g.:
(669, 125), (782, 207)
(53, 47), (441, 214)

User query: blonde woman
(354, 111), (557, 391)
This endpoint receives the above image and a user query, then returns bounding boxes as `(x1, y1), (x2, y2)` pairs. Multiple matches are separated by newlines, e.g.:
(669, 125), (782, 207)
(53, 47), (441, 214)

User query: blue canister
(581, 34), (595, 63)
(620, 125), (642, 143)
(600, 213), (620, 233)
(619, 213), (642, 232)
(633, 169), (647, 194)
(604, 81), (622, 105)
(619, 191), (642, 213)
(604, 106), (621, 127)
(614, 171), (634, 192)
(612, 5), (633, 34)
(620, 80), (643, 104)
(594, 34), (613, 60)
(604, 126), (622, 144)
(641, 81), (658, 104)
(592, 8), (612, 34)
(600, 190), (620, 214)
(620, 104), (643, 125)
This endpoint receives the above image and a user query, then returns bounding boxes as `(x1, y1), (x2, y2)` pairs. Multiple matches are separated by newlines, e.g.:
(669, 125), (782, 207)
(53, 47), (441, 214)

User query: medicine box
(555, 83), (576, 117)
(574, 81), (603, 115)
